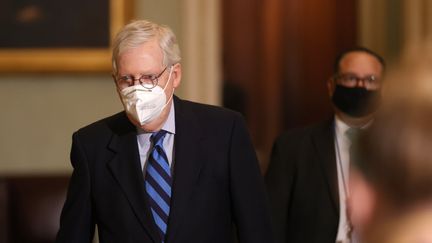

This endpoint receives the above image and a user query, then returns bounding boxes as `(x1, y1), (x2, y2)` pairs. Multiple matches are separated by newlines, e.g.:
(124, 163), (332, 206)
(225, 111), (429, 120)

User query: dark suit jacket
(265, 119), (340, 243)
(56, 96), (273, 243)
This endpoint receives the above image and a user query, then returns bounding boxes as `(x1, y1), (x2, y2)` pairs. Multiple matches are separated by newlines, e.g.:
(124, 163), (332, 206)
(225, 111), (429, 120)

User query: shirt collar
(335, 115), (351, 136)
(334, 115), (372, 131)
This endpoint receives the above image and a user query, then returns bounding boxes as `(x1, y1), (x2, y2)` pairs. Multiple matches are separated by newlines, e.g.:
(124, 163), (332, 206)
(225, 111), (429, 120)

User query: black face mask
(332, 84), (380, 117)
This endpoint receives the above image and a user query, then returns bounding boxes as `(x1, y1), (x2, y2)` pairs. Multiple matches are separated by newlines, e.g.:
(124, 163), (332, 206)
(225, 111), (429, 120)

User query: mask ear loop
(160, 65), (176, 110)
(161, 65), (174, 90)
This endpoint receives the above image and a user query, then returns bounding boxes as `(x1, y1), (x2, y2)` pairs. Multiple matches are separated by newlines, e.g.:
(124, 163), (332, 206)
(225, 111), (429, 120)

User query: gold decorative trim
(0, 0), (132, 73)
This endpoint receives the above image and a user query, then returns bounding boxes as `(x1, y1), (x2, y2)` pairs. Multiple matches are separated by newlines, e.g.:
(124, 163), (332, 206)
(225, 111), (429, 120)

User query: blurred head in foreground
(349, 47), (432, 243)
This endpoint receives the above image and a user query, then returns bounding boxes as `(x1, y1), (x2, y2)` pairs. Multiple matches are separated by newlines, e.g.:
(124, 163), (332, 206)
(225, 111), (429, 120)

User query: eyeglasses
(116, 66), (169, 89)
(334, 73), (380, 88)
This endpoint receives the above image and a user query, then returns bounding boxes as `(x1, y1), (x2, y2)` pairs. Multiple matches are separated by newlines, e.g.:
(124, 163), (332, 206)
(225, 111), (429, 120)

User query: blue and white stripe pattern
(145, 130), (172, 242)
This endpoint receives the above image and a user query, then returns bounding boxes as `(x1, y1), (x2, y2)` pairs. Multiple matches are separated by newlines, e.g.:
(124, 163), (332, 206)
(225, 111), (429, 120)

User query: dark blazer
(265, 119), (339, 243)
(56, 96), (273, 243)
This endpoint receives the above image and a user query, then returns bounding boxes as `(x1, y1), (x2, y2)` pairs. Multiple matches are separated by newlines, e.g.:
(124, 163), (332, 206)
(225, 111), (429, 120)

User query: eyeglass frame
(333, 73), (381, 89)
(115, 65), (170, 90)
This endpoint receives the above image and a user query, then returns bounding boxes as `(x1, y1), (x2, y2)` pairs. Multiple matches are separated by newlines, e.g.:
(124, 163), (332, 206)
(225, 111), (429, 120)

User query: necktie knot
(151, 130), (167, 147)
(345, 127), (360, 143)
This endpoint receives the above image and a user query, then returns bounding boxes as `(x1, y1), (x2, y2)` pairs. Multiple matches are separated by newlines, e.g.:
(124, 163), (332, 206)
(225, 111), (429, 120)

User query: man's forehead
(339, 51), (383, 74)
(340, 51), (381, 65)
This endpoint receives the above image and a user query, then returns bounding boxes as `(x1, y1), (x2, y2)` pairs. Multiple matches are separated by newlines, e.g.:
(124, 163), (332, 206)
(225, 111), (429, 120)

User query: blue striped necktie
(145, 130), (172, 242)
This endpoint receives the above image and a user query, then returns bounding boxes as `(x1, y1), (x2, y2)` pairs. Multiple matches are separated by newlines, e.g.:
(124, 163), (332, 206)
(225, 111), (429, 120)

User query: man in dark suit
(56, 20), (273, 243)
(265, 47), (385, 243)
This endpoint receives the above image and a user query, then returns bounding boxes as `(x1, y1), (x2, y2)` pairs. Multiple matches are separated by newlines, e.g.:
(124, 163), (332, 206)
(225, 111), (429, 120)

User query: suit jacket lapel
(106, 113), (160, 243)
(312, 118), (339, 214)
(166, 97), (203, 243)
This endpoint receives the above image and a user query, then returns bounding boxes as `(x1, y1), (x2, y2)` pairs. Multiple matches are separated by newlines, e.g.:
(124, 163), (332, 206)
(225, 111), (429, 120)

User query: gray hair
(112, 20), (181, 75)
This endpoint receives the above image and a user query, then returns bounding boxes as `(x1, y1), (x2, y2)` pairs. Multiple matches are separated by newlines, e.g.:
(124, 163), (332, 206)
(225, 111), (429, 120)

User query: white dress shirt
(334, 116), (353, 243)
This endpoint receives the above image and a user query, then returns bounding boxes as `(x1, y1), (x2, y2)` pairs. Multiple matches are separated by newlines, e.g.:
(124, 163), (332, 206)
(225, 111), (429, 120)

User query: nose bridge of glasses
(355, 77), (366, 87)
(130, 76), (142, 86)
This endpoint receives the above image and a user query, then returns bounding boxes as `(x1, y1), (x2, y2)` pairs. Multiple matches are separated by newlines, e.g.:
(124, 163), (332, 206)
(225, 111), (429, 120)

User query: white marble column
(357, 0), (390, 57)
(136, 0), (222, 106)
(178, 0), (222, 105)
(402, 0), (432, 54)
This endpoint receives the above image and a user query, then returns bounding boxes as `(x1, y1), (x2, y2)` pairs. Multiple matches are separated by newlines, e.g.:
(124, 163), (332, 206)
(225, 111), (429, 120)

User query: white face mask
(120, 67), (174, 125)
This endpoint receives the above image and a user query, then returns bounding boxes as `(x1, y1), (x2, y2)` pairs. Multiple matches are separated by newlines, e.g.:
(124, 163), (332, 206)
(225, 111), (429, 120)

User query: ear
(327, 77), (335, 97)
(112, 74), (125, 105)
(171, 63), (182, 88)
(112, 74), (117, 84)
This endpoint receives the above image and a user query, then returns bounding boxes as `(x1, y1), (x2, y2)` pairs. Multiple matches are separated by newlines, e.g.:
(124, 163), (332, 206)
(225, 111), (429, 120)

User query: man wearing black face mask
(265, 47), (385, 243)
